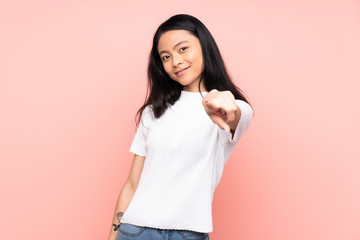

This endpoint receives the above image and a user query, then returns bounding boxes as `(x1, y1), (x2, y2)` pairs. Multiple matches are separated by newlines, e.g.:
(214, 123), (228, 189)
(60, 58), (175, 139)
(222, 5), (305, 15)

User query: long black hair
(137, 14), (252, 124)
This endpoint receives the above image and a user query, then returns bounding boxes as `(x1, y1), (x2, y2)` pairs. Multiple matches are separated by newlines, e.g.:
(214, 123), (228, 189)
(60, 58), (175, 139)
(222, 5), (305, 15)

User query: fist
(202, 89), (240, 133)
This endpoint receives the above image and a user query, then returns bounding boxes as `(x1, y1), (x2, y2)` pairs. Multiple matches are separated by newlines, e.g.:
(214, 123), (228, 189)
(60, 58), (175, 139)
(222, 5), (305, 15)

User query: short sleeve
(218, 99), (253, 145)
(129, 106), (153, 157)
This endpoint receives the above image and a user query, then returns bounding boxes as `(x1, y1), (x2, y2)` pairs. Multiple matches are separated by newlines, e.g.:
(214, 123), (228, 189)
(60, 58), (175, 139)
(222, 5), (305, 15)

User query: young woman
(108, 14), (254, 240)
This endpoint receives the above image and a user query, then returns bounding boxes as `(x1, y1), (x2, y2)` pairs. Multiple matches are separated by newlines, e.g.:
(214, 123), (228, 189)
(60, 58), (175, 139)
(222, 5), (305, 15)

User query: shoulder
(236, 99), (253, 117)
(142, 105), (155, 118)
(139, 105), (155, 127)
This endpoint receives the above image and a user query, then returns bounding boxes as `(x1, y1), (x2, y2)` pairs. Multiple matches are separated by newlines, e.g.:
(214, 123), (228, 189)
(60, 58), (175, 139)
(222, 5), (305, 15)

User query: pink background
(1, 0), (359, 239)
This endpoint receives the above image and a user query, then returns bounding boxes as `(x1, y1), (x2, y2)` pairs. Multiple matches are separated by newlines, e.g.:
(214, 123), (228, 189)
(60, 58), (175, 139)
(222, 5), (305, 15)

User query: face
(158, 30), (205, 92)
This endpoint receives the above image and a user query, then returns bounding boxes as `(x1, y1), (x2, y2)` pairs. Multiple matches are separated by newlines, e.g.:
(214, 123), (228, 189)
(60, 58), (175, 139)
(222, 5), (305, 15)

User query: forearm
(108, 182), (136, 240)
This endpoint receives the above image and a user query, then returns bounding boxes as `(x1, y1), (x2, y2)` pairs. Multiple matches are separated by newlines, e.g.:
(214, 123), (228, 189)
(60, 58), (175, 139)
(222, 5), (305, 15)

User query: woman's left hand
(202, 89), (241, 133)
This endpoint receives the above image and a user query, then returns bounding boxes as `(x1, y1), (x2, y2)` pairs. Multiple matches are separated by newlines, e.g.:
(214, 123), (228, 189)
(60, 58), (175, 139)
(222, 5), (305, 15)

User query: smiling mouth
(175, 66), (190, 76)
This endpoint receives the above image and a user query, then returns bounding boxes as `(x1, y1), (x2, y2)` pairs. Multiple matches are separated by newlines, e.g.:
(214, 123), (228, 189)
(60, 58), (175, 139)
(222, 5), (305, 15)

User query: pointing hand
(202, 90), (240, 133)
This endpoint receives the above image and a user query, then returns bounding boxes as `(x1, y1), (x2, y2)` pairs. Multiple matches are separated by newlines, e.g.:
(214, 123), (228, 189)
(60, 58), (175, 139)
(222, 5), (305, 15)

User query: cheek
(189, 50), (202, 67)
(194, 55), (204, 71)
(162, 62), (173, 76)
(186, 51), (196, 61)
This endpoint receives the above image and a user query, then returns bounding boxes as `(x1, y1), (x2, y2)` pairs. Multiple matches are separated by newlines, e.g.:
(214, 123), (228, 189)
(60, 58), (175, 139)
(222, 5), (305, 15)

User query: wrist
(112, 211), (124, 231)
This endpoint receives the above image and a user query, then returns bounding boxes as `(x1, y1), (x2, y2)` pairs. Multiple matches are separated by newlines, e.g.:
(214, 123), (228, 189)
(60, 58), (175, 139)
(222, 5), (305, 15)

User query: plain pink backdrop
(1, 0), (359, 239)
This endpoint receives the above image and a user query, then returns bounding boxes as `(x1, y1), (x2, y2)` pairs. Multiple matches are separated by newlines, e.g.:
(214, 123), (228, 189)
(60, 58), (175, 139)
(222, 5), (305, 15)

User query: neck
(182, 81), (207, 92)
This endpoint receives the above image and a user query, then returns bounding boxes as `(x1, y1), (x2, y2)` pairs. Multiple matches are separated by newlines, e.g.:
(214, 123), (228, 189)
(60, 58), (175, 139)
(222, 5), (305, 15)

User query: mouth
(175, 66), (190, 76)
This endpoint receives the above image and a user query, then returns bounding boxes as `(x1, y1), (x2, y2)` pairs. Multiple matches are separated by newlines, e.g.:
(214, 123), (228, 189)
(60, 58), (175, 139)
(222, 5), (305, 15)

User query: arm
(108, 154), (145, 240)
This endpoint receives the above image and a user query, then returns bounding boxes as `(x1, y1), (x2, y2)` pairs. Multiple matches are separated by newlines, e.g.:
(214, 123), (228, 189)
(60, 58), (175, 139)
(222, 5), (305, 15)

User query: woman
(108, 14), (254, 240)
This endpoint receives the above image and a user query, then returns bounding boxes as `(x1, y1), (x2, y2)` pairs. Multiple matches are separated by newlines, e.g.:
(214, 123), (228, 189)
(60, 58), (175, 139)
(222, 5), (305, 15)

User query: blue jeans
(116, 223), (210, 240)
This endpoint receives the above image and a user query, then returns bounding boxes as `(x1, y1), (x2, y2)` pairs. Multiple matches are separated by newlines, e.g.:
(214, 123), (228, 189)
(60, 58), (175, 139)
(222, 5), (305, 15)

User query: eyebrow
(159, 40), (189, 55)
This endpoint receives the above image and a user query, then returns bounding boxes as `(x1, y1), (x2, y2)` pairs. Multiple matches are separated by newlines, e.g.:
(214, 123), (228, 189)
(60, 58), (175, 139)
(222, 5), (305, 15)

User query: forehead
(158, 30), (198, 52)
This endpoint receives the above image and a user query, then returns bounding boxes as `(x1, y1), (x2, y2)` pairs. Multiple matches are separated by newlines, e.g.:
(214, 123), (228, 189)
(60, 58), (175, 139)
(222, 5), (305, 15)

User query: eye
(161, 55), (170, 61)
(179, 46), (188, 52)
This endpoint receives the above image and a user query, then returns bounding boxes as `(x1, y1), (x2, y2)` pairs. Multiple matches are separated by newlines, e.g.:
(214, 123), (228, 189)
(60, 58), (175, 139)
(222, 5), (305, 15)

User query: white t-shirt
(120, 90), (253, 233)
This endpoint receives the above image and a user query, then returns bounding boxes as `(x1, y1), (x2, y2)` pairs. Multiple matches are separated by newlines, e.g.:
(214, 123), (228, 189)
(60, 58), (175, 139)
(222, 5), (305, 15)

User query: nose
(172, 53), (183, 67)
